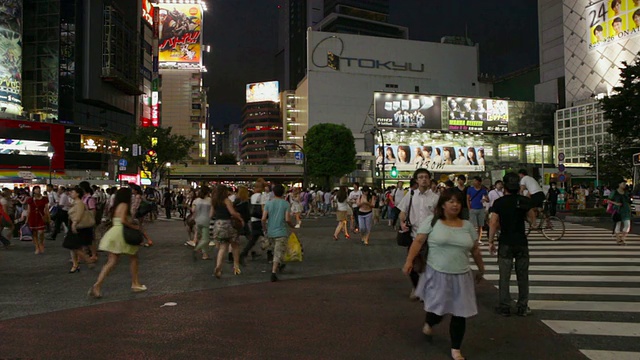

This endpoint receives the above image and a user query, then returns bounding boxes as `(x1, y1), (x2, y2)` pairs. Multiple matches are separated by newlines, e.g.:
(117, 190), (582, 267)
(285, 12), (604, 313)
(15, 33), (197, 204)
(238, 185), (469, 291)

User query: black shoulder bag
(396, 190), (414, 247)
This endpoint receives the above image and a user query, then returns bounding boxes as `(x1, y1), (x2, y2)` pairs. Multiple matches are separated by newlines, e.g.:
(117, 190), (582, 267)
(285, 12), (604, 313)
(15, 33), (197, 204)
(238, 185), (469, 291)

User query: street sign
(558, 164), (566, 172)
(118, 159), (128, 167)
(119, 166), (127, 171)
(558, 174), (566, 182)
(294, 152), (304, 161)
(558, 153), (565, 162)
(634, 152), (640, 166)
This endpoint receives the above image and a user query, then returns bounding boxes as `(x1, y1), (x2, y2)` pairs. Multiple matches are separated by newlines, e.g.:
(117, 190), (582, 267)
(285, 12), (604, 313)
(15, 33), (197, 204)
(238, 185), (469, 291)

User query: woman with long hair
(89, 187), (146, 298)
(26, 185), (49, 254)
(78, 181), (98, 261)
(403, 189), (485, 360)
(333, 186), (350, 240)
(289, 187), (303, 228)
(65, 186), (95, 272)
(131, 185), (154, 247)
(433, 148), (443, 164)
(386, 147), (396, 162)
(192, 186), (213, 260)
(454, 149), (469, 165)
(357, 186), (376, 245)
(397, 146), (411, 164)
(414, 147), (425, 167)
(211, 185), (245, 278)
(442, 147), (456, 165)
(467, 147), (479, 166)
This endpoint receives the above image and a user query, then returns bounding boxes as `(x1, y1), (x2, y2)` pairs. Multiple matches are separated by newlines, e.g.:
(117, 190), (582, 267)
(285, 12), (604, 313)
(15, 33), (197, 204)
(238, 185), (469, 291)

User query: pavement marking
(480, 251), (640, 256)
(529, 300), (640, 313)
(543, 320), (640, 337)
(523, 245), (640, 249)
(484, 274), (640, 283)
(525, 241), (640, 245)
(517, 286), (640, 296)
(475, 265), (640, 272)
(580, 350), (640, 360)
(475, 258), (640, 263)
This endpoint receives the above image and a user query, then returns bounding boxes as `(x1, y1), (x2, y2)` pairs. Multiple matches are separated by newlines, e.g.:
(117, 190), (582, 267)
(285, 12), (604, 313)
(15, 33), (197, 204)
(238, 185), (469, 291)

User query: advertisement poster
(586, 0), (640, 50)
(0, 119), (65, 170)
(0, 0), (22, 113)
(158, 4), (202, 65)
(375, 144), (486, 173)
(446, 97), (509, 132)
(374, 93), (442, 129)
(246, 81), (279, 103)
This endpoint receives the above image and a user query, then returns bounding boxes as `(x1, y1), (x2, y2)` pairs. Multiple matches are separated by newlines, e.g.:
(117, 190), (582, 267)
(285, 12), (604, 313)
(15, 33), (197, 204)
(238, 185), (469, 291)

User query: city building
(291, 30), (556, 184)
(241, 81), (283, 164)
(157, 0), (209, 166)
(550, 0), (640, 183)
(535, 0), (565, 106)
(209, 128), (226, 164)
(226, 123), (242, 161)
(316, 0), (407, 39)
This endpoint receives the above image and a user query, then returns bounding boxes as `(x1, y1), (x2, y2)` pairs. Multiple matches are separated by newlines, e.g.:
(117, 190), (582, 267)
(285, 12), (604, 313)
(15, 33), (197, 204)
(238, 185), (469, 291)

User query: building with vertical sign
(157, 0), (209, 166)
(241, 81), (283, 164)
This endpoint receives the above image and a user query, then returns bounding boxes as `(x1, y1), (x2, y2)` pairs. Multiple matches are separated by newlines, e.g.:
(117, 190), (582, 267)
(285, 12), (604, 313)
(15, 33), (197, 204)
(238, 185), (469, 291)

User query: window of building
(579, 127), (585, 136)
(572, 138), (578, 147)
(586, 104), (593, 113)
(578, 107), (585, 116)
(557, 120), (564, 129)
(557, 112), (564, 120)
(564, 120), (570, 128)
(564, 109), (570, 118)
(587, 126), (593, 135)
(558, 140), (564, 148)
(579, 137), (586, 146)
(578, 117), (585, 126)
(571, 128), (577, 137)
(571, 118), (577, 127)
(571, 108), (578, 116)
(586, 115), (593, 124)
(385, 84), (398, 89)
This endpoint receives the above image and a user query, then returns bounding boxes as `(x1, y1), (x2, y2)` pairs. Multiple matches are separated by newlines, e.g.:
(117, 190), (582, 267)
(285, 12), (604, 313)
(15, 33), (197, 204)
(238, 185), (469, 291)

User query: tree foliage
(602, 55), (640, 141)
(216, 153), (238, 165)
(304, 123), (356, 187)
(584, 139), (634, 186)
(597, 54), (640, 182)
(119, 126), (194, 183)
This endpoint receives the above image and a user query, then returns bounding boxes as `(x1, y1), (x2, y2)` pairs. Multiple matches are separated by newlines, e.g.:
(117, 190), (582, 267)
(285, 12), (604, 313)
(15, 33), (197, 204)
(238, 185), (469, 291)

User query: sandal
(214, 267), (222, 279)
(233, 266), (241, 275)
(87, 286), (102, 299)
(333, 235), (338, 241)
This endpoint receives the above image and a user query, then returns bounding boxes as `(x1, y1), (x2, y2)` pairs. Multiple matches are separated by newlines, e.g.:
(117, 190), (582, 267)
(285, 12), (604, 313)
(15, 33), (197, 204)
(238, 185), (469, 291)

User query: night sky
(203, 0), (539, 127)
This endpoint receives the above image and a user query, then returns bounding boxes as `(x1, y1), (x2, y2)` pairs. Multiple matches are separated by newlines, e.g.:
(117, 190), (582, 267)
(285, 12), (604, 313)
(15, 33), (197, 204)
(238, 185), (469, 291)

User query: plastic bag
(20, 224), (33, 241)
(284, 232), (303, 262)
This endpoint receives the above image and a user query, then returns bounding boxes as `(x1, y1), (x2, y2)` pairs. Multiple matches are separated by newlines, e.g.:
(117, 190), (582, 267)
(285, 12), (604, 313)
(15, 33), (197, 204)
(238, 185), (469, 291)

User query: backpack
(251, 194), (263, 219)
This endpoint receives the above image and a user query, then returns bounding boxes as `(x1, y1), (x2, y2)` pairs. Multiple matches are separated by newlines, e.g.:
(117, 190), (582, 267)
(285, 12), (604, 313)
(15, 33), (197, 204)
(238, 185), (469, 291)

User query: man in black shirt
(453, 175), (469, 220)
(546, 182), (560, 217)
(488, 172), (534, 317)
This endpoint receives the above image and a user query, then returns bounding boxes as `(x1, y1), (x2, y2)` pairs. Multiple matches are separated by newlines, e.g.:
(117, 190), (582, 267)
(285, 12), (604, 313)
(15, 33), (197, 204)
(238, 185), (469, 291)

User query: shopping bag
(20, 224), (33, 241)
(284, 232), (303, 262)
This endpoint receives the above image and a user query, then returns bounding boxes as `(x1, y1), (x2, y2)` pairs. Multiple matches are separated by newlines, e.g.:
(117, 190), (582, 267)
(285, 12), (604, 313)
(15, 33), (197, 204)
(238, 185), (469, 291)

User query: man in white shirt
(397, 169), (440, 300)
(390, 181), (405, 228)
(348, 183), (363, 232)
(323, 190), (332, 215)
(488, 180), (504, 209)
(518, 169), (545, 226)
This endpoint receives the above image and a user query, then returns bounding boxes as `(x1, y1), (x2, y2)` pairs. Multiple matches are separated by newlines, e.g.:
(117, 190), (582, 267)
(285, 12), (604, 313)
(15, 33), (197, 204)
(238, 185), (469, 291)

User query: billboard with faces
(446, 97), (509, 132)
(375, 143), (486, 173)
(586, 0), (640, 50)
(374, 93), (442, 129)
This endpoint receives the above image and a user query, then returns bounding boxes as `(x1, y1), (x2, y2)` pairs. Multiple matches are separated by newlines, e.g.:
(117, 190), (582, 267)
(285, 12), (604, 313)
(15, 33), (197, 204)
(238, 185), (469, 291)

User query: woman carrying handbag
(65, 186), (96, 273)
(89, 187), (146, 298)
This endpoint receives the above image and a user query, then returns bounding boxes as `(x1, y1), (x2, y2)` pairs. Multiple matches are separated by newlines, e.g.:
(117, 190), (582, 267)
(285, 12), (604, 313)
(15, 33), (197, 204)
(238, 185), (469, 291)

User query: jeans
(241, 221), (263, 257)
(352, 207), (360, 230)
(498, 244), (530, 310)
(50, 209), (69, 239)
(358, 211), (373, 235)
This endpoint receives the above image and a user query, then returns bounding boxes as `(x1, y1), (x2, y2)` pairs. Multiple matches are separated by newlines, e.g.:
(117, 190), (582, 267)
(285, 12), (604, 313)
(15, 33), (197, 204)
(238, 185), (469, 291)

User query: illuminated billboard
(0, 0), (22, 114)
(142, 0), (154, 27)
(0, 119), (65, 170)
(586, 0), (640, 50)
(246, 81), (280, 103)
(374, 92), (442, 129)
(158, 3), (202, 66)
(446, 97), (509, 132)
(375, 143), (486, 173)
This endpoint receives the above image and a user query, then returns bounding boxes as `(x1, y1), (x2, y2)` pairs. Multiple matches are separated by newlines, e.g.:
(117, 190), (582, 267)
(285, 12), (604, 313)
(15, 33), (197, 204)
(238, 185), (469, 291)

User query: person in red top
(26, 185), (49, 254)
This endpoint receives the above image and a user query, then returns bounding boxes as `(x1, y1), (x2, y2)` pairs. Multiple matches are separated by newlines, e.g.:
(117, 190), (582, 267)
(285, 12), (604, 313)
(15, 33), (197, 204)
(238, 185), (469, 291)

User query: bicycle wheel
(542, 216), (565, 241)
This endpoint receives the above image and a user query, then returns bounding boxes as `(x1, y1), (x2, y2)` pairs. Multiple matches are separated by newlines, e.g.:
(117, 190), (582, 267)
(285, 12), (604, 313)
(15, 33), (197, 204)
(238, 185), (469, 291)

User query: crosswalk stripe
(477, 258), (640, 263)
(480, 251), (640, 256)
(525, 241), (638, 245)
(528, 300), (640, 312)
(515, 286), (640, 296)
(475, 265), (640, 272)
(579, 350), (640, 360)
(484, 274), (640, 283)
(523, 245), (640, 249)
(542, 320), (640, 337)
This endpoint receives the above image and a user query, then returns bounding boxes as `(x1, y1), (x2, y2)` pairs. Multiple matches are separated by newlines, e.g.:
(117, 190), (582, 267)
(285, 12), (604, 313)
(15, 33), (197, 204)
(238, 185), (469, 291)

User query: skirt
(415, 265), (478, 318)
(336, 210), (347, 222)
(212, 219), (239, 243)
(98, 219), (139, 256)
(291, 202), (303, 214)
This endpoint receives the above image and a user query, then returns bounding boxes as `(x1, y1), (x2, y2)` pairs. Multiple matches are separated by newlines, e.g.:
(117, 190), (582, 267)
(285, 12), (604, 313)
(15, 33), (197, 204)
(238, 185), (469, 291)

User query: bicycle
(525, 200), (565, 240)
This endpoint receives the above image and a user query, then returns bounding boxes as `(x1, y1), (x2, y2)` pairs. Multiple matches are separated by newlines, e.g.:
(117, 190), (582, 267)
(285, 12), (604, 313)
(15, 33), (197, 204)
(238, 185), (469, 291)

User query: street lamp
(166, 162), (172, 188)
(46, 145), (55, 185)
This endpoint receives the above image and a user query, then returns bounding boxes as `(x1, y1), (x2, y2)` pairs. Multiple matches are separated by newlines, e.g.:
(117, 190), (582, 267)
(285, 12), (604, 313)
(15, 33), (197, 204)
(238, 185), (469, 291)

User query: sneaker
(495, 306), (511, 317)
(294, 224), (300, 229)
(185, 241), (196, 247)
(270, 273), (278, 282)
(422, 323), (433, 336)
(409, 288), (419, 301)
(516, 307), (532, 317)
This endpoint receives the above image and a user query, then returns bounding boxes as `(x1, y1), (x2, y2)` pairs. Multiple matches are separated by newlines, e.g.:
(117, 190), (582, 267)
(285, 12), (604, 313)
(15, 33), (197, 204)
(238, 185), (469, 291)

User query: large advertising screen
(446, 97), (509, 132)
(374, 93), (442, 129)
(0, 119), (65, 170)
(0, 0), (22, 114)
(158, 4), (202, 66)
(375, 143), (486, 173)
(246, 81), (279, 103)
(586, 0), (640, 50)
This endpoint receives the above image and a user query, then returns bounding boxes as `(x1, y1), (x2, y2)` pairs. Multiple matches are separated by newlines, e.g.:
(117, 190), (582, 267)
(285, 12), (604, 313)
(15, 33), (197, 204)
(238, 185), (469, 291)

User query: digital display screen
(374, 93), (442, 129)
(586, 0), (640, 50)
(446, 97), (509, 133)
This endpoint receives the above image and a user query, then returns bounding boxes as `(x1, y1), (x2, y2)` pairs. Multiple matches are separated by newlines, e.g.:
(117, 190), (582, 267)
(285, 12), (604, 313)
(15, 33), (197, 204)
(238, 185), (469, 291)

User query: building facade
(241, 101), (282, 164)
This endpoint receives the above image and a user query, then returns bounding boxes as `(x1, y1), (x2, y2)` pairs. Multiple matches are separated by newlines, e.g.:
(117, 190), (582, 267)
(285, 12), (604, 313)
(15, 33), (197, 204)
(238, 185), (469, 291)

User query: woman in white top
(192, 186), (213, 260)
(333, 187), (351, 240)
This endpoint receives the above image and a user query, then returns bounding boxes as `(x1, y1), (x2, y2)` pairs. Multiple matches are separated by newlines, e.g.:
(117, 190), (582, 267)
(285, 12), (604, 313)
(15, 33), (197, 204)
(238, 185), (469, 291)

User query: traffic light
(390, 165), (398, 178)
(147, 149), (156, 157)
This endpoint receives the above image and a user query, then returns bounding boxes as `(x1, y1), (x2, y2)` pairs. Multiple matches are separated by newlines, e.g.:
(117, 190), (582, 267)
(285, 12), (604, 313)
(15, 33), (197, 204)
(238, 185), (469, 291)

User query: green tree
(216, 153), (238, 165)
(304, 123), (356, 187)
(584, 139), (634, 186)
(601, 55), (640, 142)
(119, 126), (195, 184)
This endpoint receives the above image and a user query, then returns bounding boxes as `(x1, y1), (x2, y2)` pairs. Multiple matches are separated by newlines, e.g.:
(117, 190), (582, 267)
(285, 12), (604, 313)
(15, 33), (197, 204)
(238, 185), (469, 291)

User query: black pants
(50, 210), (69, 239)
(425, 312), (466, 350)
(352, 207), (360, 230)
(407, 244), (419, 288)
(165, 206), (171, 219)
(548, 202), (557, 217)
(391, 207), (401, 227)
(241, 221), (263, 257)
(178, 205), (185, 218)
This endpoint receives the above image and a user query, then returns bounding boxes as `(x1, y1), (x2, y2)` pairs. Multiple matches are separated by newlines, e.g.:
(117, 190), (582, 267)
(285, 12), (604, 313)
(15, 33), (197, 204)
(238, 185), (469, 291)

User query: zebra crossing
(475, 222), (640, 360)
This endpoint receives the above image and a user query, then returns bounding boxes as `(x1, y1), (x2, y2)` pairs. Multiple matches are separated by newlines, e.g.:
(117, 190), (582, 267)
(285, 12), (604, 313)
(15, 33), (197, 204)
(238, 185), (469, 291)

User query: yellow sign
(587, 0), (640, 50)
(140, 171), (152, 179)
(158, 4), (202, 64)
